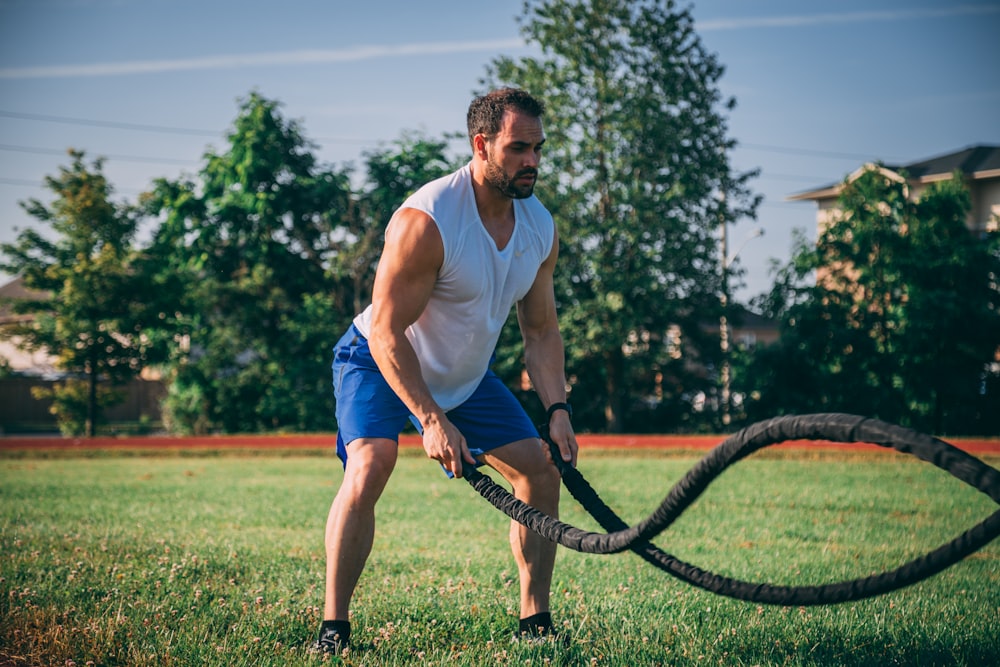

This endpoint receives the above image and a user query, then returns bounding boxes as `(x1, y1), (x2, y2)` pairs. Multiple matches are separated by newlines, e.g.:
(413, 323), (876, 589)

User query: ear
(473, 133), (490, 160)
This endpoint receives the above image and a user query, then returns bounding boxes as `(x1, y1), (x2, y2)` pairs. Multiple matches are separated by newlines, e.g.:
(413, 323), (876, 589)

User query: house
(0, 275), (165, 433)
(787, 144), (1000, 235)
(0, 275), (58, 377)
(783, 144), (1000, 411)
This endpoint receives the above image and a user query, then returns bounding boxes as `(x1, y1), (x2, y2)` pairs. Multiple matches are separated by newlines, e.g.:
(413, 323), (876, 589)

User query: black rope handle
(463, 413), (1000, 605)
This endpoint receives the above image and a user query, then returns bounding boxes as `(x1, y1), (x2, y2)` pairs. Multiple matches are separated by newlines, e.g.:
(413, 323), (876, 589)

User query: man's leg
(323, 438), (398, 626)
(481, 438), (561, 625)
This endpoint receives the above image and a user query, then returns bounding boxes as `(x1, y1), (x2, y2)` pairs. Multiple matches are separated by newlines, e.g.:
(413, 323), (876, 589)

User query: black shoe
(310, 626), (349, 654)
(512, 629), (557, 644)
(513, 613), (562, 645)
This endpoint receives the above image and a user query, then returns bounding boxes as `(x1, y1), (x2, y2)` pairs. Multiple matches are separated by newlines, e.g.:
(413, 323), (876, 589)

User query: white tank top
(353, 163), (555, 410)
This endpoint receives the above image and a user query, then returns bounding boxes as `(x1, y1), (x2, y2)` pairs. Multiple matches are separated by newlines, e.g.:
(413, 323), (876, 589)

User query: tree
(141, 91), (464, 434)
(742, 167), (1000, 435)
(483, 0), (759, 431)
(331, 133), (462, 315)
(143, 93), (355, 433)
(0, 150), (151, 436)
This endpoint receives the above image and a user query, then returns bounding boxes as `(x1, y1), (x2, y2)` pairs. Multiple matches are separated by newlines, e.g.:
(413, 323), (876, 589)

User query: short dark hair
(467, 88), (545, 146)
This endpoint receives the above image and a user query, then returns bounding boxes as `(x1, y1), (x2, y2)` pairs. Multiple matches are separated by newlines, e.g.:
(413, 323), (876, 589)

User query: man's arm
(517, 228), (579, 466)
(367, 207), (476, 478)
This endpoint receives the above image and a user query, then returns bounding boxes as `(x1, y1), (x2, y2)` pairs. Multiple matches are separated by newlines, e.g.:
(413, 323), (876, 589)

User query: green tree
(0, 150), (151, 436)
(143, 93), (355, 433)
(483, 0), (759, 431)
(742, 167), (1000, 435)
(332, 133), (462, 315)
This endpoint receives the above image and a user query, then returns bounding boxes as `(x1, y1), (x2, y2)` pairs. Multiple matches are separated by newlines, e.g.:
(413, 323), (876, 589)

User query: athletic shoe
(309, 626), (349, 654)
(512, 623), (568, 646)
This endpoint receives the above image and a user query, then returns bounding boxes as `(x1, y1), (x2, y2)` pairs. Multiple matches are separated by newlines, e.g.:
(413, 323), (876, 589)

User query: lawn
(1, 446), (997, 666)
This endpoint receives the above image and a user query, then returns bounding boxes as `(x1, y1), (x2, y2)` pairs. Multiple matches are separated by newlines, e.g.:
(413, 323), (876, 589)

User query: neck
(469, 161), (517, 250)
(470, 160), (514, 222)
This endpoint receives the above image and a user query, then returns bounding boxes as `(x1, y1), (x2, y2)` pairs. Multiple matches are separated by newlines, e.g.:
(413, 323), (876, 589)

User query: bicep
(517, 228), (559, 337)
(370, 208), (443, 334)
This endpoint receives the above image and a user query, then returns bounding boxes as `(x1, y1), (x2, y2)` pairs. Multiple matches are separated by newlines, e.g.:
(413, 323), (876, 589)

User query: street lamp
(720, 225), (764, 426)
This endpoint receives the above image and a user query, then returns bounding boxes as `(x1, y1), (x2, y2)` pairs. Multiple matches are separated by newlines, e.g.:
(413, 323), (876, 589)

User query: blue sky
(1, 0), (998, 301)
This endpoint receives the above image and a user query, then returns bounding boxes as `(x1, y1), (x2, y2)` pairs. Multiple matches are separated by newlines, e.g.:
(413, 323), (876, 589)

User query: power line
(0, 177), (41, 188)
(0, 109), (220, 136)
(739, 142), (908, 163)
(0, 143), (196, 166)
(0, 109), (378, 146)
(0, 177), (147, 195)
(754, 171), (839, 184)
(1, 108), (910, 160)
(0, 139), (846, 184)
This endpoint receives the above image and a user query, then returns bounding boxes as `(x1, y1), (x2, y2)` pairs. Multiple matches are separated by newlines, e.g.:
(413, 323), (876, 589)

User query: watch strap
(546, 402), (572, 420)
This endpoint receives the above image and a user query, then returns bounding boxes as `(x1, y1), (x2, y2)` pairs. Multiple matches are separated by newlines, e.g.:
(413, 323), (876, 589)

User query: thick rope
(462, 413), (1000, 605)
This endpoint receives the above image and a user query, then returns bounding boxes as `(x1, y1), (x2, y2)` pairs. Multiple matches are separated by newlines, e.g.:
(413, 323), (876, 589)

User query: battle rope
(462, 413), (1000, 605)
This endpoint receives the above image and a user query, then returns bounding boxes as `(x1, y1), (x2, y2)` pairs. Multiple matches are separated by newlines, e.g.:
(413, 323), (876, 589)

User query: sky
(1, 0), (998, 302)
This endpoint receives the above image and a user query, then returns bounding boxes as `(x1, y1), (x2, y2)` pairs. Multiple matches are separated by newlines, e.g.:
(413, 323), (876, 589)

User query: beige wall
(812, 173), (1000, 235)
(972, 176), (1000, 232)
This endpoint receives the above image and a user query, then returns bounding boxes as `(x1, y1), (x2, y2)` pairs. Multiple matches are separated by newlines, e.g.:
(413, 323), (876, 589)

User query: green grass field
(1, 447), (998, 666)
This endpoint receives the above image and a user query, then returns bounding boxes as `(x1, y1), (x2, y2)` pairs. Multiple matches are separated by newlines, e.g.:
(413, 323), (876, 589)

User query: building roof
(0, 276), (51, 323)
(787, 144), (1000, 202)
(893, 144), (1000, 180)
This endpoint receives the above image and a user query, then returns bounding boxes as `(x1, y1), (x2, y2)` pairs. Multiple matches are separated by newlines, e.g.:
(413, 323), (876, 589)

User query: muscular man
(313, 87), (578, 653)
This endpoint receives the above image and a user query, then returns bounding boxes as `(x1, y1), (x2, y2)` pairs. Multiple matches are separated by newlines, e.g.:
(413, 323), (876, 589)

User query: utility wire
(0, 109), (220, 136)
(0, 177), (41, 187)
(0, 109), (374, 145)
(0, 143), (196, 166)
(0, 140), (843, 184)
(1, 108), (906, 160)
(0, 138), (846, 185)
(739, 142), (908, 163)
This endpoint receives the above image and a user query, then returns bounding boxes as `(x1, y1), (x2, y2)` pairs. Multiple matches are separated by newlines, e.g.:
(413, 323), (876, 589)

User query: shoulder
(403, 165), (471, 211)
(385, 207), (444, 262)
(516, 196), (556, 255)
(518, 195), (554, 228)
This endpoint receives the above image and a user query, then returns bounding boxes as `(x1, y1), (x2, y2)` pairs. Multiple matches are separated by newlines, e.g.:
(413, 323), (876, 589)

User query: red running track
(1, 433), (997, 454)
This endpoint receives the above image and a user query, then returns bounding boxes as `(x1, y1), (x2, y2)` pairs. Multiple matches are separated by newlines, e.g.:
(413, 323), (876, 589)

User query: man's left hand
(546, 411), (578, 467)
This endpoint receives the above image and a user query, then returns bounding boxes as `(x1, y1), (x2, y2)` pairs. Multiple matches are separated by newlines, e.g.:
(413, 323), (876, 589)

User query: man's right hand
(421, 414), (477, 478)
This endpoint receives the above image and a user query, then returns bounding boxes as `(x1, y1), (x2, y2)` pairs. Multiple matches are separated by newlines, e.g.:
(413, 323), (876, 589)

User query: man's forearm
(524, 327), (569, 409)
(368, 329), (445, 429)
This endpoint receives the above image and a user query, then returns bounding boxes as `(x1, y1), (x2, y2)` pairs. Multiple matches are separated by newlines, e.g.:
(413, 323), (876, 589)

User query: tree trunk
(87, 356), (98, 438)
(603, 347), (625, 433)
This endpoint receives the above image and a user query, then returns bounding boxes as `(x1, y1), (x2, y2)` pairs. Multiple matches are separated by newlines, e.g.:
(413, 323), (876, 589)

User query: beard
(484, 153), (537, 199)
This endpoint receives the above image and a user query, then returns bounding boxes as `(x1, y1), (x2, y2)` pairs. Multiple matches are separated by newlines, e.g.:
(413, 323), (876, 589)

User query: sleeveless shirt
(353, 163), (555, 410)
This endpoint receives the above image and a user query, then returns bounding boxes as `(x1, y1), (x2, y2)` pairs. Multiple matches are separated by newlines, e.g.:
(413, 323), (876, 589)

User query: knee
(339, 442), (397, 503)
(518, 457), (561, 496)
(539, 462), (562, 492)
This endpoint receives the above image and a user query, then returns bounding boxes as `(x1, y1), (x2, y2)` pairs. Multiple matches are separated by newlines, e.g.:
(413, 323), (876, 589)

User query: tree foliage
(741, 168), (1000, 435)
(0, 151), (151, 435)
(482, 0), (759, 431)
(332, 133), (462, 315)
(140, 93), (460, 434)
(141, 93), (355, 433)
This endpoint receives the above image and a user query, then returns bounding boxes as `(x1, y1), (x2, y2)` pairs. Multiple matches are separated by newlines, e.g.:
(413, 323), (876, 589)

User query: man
(314, 87), (578, 653)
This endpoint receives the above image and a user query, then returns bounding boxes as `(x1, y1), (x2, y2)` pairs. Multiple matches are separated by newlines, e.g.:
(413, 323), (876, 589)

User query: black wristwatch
(546, 402), (572, 421)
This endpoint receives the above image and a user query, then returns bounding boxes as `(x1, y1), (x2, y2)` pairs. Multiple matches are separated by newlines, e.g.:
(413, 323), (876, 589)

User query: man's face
(482, 110), (545, 199)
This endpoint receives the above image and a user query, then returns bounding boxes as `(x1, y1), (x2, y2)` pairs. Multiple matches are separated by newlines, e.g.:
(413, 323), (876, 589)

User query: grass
(1, 447), (998, 666)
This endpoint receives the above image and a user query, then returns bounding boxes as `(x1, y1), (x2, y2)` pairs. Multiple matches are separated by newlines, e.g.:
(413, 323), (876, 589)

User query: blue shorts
(331, 325), (538, 468)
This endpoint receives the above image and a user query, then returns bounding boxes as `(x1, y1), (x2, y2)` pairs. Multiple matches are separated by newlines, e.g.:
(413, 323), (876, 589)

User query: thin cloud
(699, 4), (999, 31)
(4, 4), (995, 79)
(0, 38), (525, 79)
